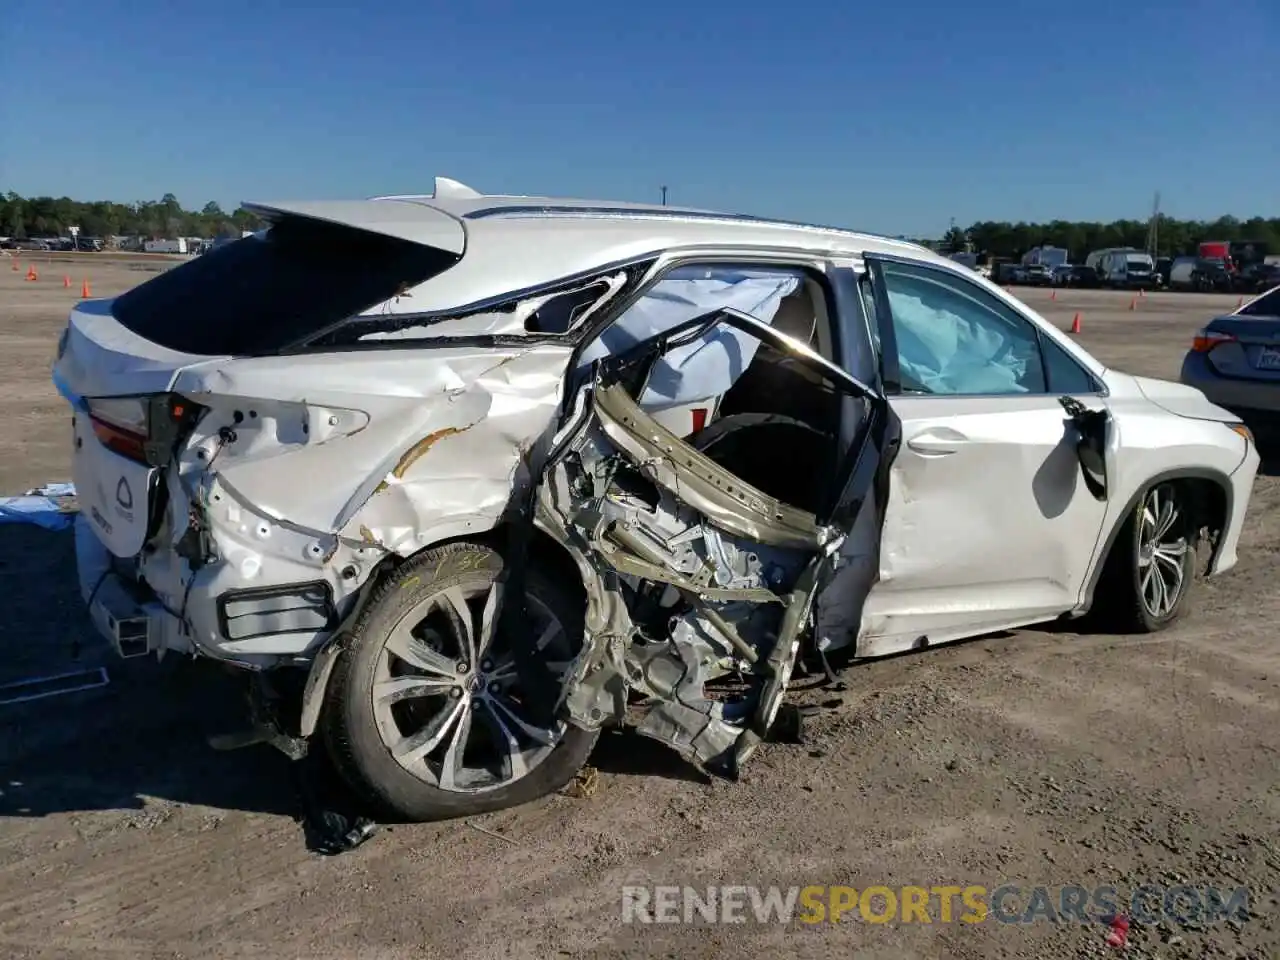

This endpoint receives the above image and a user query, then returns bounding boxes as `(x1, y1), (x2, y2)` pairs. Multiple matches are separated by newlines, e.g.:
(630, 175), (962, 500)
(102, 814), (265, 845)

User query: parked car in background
(1170, 256), (1232, 292)
(989, 259), (1013, 284)
(1091, 249), (1157, 289)
(994, 262), (1027, 284)
(1022, 263), (1054, 286)
(1021, 246), (1069, 271)
(1156, 257), (1173, 287)
(53, 180), (1258, 821)
(1181, 284), (1280, 442)
(1060, 265), (1100, 288)
(1051, 264), (1075, 286)
(1241, 262), (1280, 293)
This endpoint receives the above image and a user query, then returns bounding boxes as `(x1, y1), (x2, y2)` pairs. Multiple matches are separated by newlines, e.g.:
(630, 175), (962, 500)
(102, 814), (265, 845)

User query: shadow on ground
(0, 525), (299, 819)
(589, 727), (712, 785)
(0, 525), (714, 825)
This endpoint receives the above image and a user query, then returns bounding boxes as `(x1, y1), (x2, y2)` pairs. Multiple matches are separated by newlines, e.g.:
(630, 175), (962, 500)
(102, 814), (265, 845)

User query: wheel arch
(298, 520), (591, 737)
(1075, 466), (1232, 616)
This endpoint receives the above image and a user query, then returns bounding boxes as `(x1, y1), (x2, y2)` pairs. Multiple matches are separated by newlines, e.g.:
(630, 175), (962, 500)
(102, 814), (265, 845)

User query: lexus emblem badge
(116, 477), (133, 511)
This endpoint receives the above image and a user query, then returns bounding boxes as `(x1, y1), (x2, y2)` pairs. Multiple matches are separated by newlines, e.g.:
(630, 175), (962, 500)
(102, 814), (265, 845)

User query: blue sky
(2, 0), (1276, 236)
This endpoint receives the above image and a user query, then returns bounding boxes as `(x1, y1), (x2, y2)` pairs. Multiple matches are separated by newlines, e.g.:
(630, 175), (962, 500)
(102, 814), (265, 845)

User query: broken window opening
(523, 278), (619, 335)
(583, 264), (848, 516)
(324, 267), (648, 345)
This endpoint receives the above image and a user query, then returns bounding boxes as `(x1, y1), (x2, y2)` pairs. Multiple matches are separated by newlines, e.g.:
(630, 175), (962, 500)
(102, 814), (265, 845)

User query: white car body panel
(860, 394), (1111, 654)
(52, 184), (1259, 678)
(857, 372), (1255, 659)
(242, 199), (467, 254)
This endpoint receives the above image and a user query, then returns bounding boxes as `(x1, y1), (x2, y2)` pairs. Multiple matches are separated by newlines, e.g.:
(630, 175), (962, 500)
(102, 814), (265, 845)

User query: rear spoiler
(239, 199), (466, 255)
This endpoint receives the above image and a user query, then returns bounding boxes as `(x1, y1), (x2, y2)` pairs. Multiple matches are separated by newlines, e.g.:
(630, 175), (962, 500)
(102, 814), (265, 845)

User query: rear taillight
(1190, 329), (1236, 353)
(90, 415), (148, 462)
(86, 394), (204, 466)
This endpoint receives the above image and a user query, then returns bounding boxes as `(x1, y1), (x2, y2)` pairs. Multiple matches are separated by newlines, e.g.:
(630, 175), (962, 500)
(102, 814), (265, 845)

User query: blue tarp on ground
(0, 483), (78, 531)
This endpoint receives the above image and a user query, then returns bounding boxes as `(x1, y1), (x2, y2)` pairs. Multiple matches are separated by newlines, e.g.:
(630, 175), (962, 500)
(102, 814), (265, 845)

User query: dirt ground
(1, 259), (1277, 959)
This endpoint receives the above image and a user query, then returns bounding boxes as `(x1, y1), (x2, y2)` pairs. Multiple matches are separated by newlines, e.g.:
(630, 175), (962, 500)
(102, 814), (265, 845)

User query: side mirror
(1059, 396), (1109, 501)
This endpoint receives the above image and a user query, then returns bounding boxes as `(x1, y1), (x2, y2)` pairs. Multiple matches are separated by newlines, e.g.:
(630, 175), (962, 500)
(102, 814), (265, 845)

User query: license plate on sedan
(1256, 346), (1280, 370)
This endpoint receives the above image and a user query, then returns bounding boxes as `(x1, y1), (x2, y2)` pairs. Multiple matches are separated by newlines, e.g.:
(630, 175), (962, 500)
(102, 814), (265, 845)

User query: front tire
(322, 542), (598, 822)
(1095, 482), (1196, 632)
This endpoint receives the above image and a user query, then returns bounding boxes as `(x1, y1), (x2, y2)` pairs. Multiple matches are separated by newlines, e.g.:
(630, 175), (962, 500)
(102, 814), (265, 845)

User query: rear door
(530, 271), (896, 764)
(855, 254), (1110, 654)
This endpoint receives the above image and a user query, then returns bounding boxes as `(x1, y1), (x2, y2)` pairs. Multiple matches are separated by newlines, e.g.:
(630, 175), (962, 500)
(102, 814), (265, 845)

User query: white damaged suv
(53, 178), (1258, 821)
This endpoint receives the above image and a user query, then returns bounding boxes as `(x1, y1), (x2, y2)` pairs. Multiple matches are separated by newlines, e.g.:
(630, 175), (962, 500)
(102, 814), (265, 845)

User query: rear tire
(1093, 482), (1196, 633)
(322, 542), (598, 822)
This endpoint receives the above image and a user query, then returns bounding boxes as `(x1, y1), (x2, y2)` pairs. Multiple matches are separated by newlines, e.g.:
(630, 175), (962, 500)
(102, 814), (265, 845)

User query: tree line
(3, 190), (1278, 260)
(1, 192), (263, 241)
(937, 214), (1280, 261)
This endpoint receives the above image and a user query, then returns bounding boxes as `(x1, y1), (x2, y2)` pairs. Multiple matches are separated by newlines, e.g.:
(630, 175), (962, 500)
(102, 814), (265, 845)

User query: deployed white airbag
(888, 288), (1039, 394)
(578, 267), (799, 409)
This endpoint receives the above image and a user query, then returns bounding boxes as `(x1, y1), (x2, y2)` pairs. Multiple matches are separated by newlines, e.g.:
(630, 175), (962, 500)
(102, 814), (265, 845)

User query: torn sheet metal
(538, 377), (830, 774)
(339, 344), (576, 552)
(356, 271), (630, 341)
(813, 484), (882, 655)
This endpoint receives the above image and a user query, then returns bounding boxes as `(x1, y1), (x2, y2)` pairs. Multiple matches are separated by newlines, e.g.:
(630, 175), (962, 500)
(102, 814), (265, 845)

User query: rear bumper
(74, 516), (191, 659)
(1180, 351), (1280, 415)
(73, 489), (351, 667)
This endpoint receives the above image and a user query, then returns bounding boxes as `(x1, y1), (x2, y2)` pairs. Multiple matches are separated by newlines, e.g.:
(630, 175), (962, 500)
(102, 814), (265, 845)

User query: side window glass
(880, 261), (1046, 395)
(1041, 334), (1101, 394)
(858, 274), (882, 353)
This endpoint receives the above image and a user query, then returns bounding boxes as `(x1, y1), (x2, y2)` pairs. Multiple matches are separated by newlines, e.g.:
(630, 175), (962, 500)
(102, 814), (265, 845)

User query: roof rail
(369, 177), (484, 203)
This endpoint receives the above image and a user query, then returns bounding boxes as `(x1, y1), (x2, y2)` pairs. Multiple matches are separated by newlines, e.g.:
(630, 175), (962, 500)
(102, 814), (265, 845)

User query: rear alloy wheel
(1097, 482), (1196, 633)
(323, 543), (598, 822)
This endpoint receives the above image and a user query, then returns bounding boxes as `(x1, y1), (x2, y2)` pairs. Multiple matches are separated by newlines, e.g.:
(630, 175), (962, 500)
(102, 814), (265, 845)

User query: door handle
(906, 427), (969, 455)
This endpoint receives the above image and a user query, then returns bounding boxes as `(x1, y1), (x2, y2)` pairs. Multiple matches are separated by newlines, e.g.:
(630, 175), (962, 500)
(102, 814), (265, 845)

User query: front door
(856, 254), (1110, 656)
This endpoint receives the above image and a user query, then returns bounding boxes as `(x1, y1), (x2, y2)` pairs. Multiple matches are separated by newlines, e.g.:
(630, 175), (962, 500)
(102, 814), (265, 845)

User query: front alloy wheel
(1136, 484), (1190, 621)
(1094, 481), (1197, 633)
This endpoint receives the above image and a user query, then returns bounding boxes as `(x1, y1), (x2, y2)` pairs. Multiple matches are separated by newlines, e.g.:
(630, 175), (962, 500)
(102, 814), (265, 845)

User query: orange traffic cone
(10, 258), (18, 271)
(63, 275), (71, 288)
(1128, 295), (1137, 311)
(1050, 289), (1057, 301)
(80, 279), (91, 299)
(1237, 296), (1244, 308)
(1070, 313), (1081, 334)
(25, 265), (38, 281)
(1138, 287), (1145, 298)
